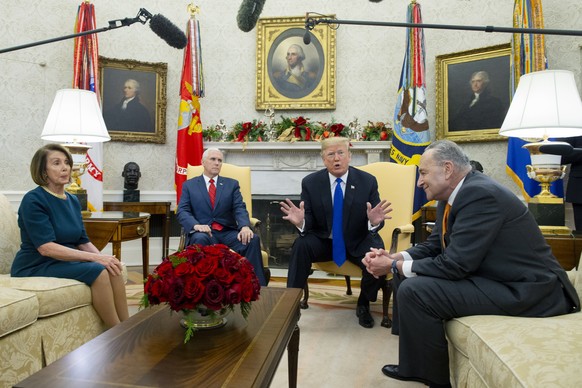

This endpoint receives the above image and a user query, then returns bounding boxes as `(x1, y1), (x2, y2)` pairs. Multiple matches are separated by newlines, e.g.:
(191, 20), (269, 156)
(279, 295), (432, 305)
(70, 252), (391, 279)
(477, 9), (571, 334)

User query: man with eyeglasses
(280, 136), (392, 328)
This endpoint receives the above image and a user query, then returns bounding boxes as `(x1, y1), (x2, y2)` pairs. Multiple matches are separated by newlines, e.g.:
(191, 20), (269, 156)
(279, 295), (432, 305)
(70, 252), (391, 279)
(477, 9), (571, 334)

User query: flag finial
(188, 3), (200, 17)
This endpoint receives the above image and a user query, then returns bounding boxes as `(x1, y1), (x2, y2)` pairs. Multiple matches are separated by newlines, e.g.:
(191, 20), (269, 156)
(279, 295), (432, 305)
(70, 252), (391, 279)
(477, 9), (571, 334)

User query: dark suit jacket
(104, 97), (153, 133)
(177, 175), (251, 232)
(301, 166), (384, 258)
(449, 89), (506, 131)
(407, 171), (580, 316)
(562, 136), (582, 204)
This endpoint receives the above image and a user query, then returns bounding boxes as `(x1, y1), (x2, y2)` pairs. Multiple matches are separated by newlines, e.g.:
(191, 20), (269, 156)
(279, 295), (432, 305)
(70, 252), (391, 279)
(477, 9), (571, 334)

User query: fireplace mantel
(205, 141), (391, 196)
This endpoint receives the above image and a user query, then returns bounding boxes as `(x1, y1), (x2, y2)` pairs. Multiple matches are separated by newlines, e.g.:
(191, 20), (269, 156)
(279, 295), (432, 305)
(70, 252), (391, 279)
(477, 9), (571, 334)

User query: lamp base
(528, 202), (565, 227)
(65, 186), (91, 218)
(538, 225), (571, 235)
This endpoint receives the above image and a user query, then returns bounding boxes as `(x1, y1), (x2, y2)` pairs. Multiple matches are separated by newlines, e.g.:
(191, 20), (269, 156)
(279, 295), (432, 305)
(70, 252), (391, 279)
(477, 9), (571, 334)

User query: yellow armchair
(305, 162), (417, 328)
(178, 163), (270, 284)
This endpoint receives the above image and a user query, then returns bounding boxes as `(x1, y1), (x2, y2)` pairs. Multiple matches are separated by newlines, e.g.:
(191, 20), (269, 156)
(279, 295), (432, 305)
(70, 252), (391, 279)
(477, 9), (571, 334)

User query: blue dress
(10, 187), (105, 285)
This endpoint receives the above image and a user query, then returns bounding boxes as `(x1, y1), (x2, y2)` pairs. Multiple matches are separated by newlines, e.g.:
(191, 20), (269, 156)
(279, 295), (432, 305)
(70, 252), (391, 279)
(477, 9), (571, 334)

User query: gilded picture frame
(99, 56), (167, 144)
(435, 44), (511, 143)
(256, 16), (336, 110)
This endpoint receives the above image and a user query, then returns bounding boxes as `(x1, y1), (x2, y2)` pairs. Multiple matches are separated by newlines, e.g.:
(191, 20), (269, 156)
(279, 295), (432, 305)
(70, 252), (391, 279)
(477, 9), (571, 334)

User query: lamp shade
(41, 89), (110, 143)
(499, 70), (582, 138)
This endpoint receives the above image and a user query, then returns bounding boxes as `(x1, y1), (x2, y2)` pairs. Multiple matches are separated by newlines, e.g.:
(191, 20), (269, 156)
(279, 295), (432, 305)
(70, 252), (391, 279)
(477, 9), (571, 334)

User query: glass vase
(180, 305), (230, 331)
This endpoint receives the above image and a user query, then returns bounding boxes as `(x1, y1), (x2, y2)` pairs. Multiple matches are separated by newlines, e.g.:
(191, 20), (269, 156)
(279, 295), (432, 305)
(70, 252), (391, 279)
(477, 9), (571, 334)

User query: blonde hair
(320, 136), (350, 155)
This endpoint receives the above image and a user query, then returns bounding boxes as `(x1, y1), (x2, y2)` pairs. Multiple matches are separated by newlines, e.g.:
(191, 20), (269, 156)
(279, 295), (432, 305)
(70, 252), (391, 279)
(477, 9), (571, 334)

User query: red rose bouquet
(141, 244), (261, 343)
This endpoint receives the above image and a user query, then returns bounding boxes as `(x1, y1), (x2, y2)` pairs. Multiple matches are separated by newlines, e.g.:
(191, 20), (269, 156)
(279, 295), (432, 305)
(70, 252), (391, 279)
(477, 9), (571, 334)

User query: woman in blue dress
(11, 144), (128, 328)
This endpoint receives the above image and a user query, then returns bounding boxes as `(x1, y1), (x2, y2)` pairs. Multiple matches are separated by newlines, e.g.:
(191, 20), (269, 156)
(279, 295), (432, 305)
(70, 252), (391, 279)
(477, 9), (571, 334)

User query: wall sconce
(41, 89), (110, 214)
(499, 70), (582, 232)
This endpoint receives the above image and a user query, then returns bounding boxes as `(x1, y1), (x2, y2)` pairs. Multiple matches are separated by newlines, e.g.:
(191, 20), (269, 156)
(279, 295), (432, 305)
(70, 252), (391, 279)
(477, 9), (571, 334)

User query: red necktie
(441, 202), (451, 248)
(209, 179), (216, 208)
(209, 179), (223, 231)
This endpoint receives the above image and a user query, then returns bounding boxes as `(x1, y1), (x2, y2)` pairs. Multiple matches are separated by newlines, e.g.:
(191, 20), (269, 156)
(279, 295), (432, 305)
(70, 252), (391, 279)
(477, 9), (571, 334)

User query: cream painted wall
(1, 0), (581, 201)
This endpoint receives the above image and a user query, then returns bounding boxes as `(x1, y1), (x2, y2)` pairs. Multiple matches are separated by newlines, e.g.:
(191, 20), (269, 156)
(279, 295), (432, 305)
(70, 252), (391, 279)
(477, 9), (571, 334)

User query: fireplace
(252, 196), (300, 269)
(209, 141), (392, 269)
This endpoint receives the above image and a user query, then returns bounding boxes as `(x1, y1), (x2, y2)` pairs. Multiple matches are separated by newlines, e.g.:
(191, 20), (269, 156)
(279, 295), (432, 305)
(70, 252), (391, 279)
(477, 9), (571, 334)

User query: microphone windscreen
(237, 0), (266, 32)
(539, 143), (574, 156)
(303, 30), (311, 45)
(150, 14), (188, 49)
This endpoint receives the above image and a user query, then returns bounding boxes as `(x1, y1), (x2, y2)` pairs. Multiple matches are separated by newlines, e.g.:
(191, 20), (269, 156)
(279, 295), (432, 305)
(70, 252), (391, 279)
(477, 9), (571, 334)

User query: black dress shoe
(356, 305), (374, 328)
(381, 365), (451, 388)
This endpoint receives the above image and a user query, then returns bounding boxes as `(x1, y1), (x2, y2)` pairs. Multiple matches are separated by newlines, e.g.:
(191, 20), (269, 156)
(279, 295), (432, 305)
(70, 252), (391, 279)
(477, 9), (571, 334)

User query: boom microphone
(539, 142), (575, 156)
(237, 0), (266, 32)
(149, 14), (188, 49)
(303, 30), (312, 45)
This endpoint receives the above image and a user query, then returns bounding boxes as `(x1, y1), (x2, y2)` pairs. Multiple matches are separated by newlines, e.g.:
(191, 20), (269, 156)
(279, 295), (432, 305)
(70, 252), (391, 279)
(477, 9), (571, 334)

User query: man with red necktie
(177, 148), (266, 286)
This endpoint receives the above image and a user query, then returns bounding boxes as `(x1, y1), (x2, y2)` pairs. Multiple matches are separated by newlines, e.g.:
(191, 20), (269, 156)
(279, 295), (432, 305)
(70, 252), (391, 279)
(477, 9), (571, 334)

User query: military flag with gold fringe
(73, 1), (105, 212)
(390, 1), (432, 220)
(175, 9), (204, 205)
(506, 0), (563, 199)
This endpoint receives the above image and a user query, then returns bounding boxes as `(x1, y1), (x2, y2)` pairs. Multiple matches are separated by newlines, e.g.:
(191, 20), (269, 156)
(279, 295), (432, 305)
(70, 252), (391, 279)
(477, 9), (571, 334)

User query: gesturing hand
(280, 198), (305, 228)
(367, 199), (393, 226)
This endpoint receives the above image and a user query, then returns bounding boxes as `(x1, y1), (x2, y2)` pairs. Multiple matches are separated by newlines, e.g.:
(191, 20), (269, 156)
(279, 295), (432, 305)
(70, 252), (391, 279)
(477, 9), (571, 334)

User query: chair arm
(250, 217), (261, 229)
(389, 223), (415, 253)
(178, 227), (187, 252)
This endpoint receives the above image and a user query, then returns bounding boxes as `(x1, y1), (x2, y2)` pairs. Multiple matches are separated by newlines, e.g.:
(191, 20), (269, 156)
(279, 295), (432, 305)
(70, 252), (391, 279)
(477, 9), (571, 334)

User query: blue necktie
(333, 178), (346, 266)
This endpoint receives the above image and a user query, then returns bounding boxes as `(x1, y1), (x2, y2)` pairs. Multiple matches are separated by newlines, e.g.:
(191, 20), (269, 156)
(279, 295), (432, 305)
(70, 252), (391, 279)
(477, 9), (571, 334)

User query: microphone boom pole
(0, 8), (153, 55)
(305, 17), (582, 37)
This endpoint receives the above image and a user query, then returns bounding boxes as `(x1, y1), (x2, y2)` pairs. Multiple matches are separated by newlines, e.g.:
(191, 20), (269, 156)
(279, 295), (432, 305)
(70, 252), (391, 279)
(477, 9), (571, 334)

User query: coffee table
(15, 287), (302, 388)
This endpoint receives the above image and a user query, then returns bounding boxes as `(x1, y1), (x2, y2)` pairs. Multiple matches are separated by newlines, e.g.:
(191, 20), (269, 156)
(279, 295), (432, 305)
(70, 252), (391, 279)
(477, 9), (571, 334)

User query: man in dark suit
(104, 79), (154, 133)
(562, 136), (582, 231)
(363, 140), (580, 388)
(280, 137), (392, 328)
(177, 148), (266, 286)
(449, 71), (506, 131)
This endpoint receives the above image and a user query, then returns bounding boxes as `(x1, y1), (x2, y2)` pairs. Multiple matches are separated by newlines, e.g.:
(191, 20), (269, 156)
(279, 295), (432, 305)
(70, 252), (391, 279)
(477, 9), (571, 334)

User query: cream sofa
(0, 193), (106, 388)
(446, 268), (582, 387)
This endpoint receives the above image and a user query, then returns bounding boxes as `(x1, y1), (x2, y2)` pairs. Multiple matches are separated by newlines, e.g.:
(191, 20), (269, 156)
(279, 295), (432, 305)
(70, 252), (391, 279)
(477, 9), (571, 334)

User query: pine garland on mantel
(202, 116), (393, 143)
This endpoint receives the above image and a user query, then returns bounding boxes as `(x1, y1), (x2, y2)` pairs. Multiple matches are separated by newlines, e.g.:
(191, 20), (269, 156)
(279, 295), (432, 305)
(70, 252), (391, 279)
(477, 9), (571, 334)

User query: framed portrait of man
(256, 16), (336, 110)
(99, 57), (167, 144)
(435, 44), (511, 142)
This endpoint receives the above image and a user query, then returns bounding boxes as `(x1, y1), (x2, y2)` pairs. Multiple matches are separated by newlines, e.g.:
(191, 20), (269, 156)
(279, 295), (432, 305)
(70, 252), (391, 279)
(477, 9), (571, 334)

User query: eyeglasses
(324, 150), (348, 160)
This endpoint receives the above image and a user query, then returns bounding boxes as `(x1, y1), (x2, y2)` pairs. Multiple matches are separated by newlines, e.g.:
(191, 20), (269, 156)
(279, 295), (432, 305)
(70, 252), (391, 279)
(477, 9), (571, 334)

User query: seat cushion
(0, 276), (91, 317)
(0, 193), (20, 275)
(447, 312), (582, 387)
(0, 287), (38, 337)
(567, 268), (582, 298)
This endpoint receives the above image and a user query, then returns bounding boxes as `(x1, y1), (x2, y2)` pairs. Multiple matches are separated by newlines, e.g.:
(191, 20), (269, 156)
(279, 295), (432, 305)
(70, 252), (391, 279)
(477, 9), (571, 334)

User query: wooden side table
(83, 211), (151, 280)
(104, 201), (171, 259)
(420, 205), (581, 270)
(543, 234), (582, 270)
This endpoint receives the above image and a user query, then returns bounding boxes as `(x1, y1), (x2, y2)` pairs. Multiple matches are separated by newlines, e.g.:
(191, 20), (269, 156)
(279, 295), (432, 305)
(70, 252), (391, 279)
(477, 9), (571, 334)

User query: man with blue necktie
(280, 137), (392, 328)
(177, 148), (266, 286)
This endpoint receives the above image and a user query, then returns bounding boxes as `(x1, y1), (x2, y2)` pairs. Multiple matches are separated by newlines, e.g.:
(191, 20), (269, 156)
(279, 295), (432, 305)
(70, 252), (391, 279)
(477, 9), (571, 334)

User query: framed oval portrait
(256, 16), (336, 110)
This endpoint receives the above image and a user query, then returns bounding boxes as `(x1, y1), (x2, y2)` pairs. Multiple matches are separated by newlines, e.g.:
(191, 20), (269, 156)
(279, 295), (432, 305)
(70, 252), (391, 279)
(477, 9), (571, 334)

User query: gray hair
(202, 148), (223, 162)
(125, 79), (140, 92)
(425, 140), (471, 171)
(288, 44), (306, 61)
(470, 71), (490, 86)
